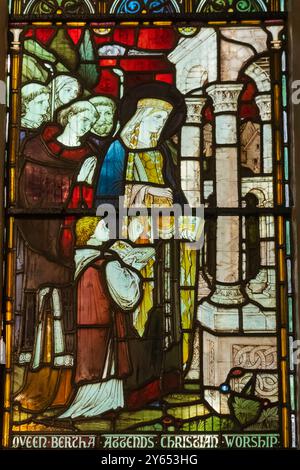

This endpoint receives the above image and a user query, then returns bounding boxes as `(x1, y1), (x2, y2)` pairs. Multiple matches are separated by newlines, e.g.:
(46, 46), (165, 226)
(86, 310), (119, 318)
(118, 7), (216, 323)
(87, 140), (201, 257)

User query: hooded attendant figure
(49, 75), (81, 117)
(19, 100), (98, 212)
(14, 100), (101, 414)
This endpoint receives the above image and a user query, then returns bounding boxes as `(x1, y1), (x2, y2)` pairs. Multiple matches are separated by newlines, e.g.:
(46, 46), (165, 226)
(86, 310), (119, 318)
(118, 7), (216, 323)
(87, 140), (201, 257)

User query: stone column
(181, 95), (206, 206)
(255, 94), (272, 173)
(199, 83), (244, 331)
(179, 95), (206, 368)
(207, 83), (243, 288)
(253, 94), (273, 286)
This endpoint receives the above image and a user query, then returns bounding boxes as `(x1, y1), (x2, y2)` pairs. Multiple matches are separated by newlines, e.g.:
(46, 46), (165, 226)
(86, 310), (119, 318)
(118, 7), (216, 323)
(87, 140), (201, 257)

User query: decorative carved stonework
(255, 373), (278, 398)
(246, 59), (271, 92)
(206, 83), (244, 113)
(255, 94), (272, 121)
(185, 96), (207, 124)
(231, 373), (278, 400)
(232, 344), (277, 369)
(210, 284), (245, 305)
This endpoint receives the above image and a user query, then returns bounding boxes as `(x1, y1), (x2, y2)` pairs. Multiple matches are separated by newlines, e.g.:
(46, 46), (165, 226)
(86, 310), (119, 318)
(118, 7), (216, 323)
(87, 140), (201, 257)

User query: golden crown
(136, 98), (173, 112)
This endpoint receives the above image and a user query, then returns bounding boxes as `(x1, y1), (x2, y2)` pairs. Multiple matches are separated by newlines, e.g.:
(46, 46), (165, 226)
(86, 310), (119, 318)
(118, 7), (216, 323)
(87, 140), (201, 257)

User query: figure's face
(59, 82), (80, 105)
(27, 93), (50, 116)
(142, 110), (169, 134)
(93, 104), (115, 137)
(67, 109), (95, 136)
(94, 220), (110, 243)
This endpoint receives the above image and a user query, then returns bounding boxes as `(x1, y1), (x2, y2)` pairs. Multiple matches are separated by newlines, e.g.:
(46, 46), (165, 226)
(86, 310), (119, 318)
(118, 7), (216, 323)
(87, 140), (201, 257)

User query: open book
(109, 241), (155, 271)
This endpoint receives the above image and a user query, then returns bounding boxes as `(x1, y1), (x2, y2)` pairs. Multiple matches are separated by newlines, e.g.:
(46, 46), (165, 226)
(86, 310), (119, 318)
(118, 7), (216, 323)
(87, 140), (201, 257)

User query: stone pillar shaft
(207, 83), (243, 285)
(255, 94), (272, 173)
(181, 96), (206, 207)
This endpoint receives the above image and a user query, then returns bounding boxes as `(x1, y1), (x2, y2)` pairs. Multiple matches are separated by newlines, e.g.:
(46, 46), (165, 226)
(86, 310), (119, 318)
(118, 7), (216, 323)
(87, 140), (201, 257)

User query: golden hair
(122, 104), (172, 149)
(75, 217), (101, 246)
(136, 98), (173, 112)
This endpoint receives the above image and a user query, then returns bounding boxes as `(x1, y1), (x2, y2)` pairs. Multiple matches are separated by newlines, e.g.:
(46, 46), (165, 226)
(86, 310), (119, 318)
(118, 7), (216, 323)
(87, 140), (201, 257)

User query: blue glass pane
(282, 75), (287, 107)
(115, 0), (178, 14)
(290, 376), (295, 409)
(284, 147), (289, 180)
(287, 259), (292, 294)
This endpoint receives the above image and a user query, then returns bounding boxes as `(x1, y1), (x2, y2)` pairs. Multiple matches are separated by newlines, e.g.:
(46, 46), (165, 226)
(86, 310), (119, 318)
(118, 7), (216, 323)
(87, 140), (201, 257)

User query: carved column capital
(266, 25), (284, 50)
(255, 94), (272, 121)
(206, 83), (244, 113)
(10, 28), (23, 52)
(185, 96), (207, 124)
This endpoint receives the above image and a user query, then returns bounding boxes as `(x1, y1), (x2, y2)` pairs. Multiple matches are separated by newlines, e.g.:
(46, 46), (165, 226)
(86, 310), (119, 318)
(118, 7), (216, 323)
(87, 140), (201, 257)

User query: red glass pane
(60, 216), (76, 260)
(35, 28), (56, 44)
(240, 103), (259, 119)
(67, 186), (80, 209)
(204, 106), (213, 122)
(113, 28), (136, 46)
(155, 73), (174, 84)
(94, 69), (119, 96)
(125, 73), (156, 88)
(120, 58), (169, 72)
(127, 379), (161, 410)
(67, 28), (83, 45)
(127, 371), (180, 410)
(24, 29), (33, 38)
(93, 35), (112, 45)
(99, 59), (117, 67)
(137, 28), (175, 50)
(82, 187), (93, 209)
(241, 82), (257, 101)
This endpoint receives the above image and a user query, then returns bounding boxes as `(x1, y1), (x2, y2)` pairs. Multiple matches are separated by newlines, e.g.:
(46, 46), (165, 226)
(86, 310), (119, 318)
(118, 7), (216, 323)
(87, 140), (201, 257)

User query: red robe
(19, 125), (93, 209)
(18, 125), (94, 263)
(14, 128), (107, 414)
(75, 258), (131, 384)
(16, 126), (96, 398)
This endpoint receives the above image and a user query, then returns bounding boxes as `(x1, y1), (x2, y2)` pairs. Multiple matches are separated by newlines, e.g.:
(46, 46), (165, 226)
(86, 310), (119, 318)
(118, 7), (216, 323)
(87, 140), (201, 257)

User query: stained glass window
(1, 0), (297, 451)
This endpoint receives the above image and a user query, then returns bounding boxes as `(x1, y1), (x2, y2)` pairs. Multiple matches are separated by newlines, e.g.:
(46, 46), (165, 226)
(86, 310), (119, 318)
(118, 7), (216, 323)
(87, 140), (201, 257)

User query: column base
(199, 301), (240, 331)
(198, 295), (276, 333)
(210, 284), (245, 305)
